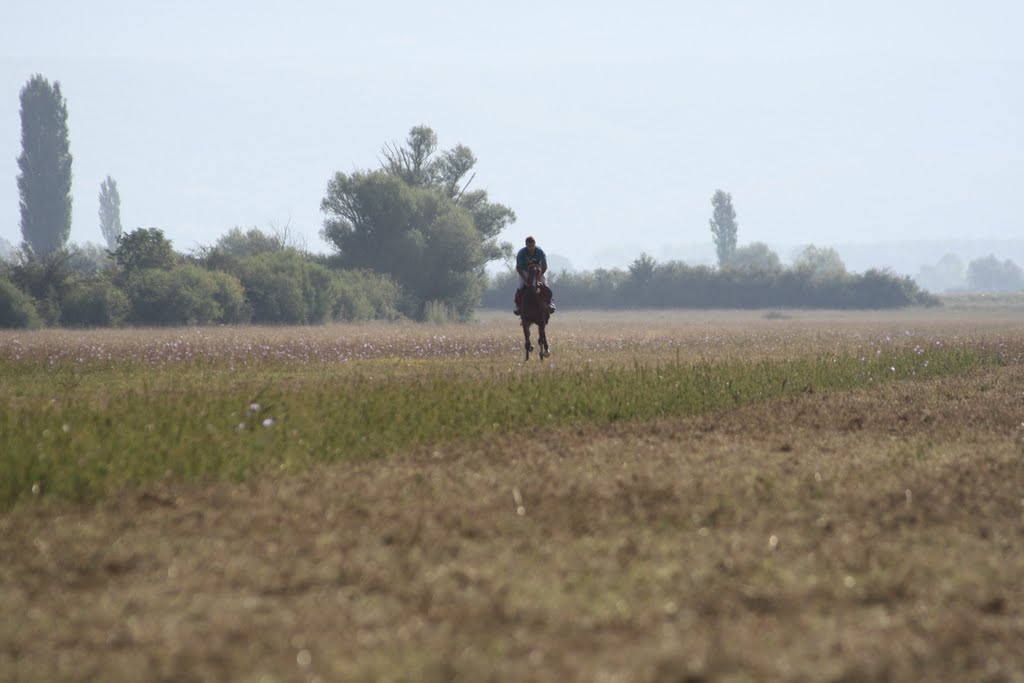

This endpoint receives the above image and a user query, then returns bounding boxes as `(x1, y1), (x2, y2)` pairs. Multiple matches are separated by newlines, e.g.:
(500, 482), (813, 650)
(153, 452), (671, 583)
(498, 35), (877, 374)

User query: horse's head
(526, 263), (543, 290)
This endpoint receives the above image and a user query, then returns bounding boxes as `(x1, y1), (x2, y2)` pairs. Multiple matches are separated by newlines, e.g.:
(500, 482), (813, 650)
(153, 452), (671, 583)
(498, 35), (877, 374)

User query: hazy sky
(2, 1), (1021, 270)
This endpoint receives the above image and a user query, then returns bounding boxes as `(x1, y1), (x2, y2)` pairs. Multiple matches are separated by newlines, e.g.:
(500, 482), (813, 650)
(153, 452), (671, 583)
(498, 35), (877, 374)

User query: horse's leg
(523, 321), (532, 361)
(539, 322), (549, 358)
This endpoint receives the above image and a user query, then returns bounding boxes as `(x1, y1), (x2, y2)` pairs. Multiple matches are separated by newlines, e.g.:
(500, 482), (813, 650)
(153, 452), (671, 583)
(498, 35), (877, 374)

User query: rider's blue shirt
(516, 246), (547, 272)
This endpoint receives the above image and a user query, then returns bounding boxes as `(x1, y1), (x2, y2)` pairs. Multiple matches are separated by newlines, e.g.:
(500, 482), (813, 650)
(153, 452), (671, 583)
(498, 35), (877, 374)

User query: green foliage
(793, 244), (847, 279)
(321, 126), (514, 319)
(113, 228), (177, 274)
(60, 278), (129, 327)
(0, 235), (13, 262)
(125, 265), (236, 325)
(17, 74), (73, 258)
(209, 270), (252, 324)
(484, 260), (939, 309)
(0, 276), (41, 329)
(67, 241), (114, 276)
(709, 189), (738, 268)
(729, 242), (783, 272)
(195, 226), (287, 273)
(98, 176), (123, 251)
(332, 269), (405, 321)
(232, 250), (337, 324)
(423, 299), (456, 324)
(628, 253), (657, 287)
(6, 248), (76, 324)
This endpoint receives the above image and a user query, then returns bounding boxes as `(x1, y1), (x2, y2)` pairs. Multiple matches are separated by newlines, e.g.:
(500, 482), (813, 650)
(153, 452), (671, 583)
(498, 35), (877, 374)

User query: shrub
(0, 276), (41, 329)
(125, 265), (229, 325)
(423, 300), (455, 324)
(333, 269), (406, 321)
(208, 270), (252, 324)
(6, 248), (75, 325)
(233, 252), (310, 324)
(61, 278), (129, 327)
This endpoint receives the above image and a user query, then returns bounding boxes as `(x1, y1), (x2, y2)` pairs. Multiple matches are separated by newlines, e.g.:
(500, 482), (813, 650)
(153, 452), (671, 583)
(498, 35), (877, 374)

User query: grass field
(2, 309), (1023, 682)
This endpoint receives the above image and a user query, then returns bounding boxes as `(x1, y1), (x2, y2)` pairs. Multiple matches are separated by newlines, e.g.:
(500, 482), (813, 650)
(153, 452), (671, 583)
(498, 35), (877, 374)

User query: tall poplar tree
(98, 175), (123, 250)
(17, 74), (73, 258)
(709, 189), (738, 268)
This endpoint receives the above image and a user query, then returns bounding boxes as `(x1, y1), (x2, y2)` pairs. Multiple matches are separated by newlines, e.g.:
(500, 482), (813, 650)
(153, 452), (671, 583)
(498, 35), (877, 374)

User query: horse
(520, 263), (551, 361)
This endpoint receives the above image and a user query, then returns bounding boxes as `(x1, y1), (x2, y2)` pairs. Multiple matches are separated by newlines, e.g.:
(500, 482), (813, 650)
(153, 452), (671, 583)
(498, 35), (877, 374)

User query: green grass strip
(0, 346), (1002, 508)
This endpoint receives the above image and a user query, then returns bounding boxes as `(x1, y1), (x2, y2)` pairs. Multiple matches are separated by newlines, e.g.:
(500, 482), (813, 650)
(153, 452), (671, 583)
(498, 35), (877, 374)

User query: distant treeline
(482, 260), (939, 310)
(0, 228), (409, 329)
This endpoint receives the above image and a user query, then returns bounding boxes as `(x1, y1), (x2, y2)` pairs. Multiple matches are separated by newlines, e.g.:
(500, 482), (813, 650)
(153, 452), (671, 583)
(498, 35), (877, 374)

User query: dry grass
(2, 310), (1023, 682)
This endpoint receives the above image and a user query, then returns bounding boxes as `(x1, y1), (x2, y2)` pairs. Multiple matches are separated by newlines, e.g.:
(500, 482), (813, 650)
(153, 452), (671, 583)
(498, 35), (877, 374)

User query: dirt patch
(3, 367), (1024, 682)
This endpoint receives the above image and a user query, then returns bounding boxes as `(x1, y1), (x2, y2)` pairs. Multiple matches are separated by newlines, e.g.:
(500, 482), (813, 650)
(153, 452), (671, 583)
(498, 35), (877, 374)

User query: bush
(423, 300), (455, 324)
(6, 248), (75, 325)
(332, 269), (406, 321)
(208, 270), (252, 324)
(0, 277), (41, 329)
(125, 265), (231, 325)
(233, 252), (311, 324)
(61, 278), (129, 327)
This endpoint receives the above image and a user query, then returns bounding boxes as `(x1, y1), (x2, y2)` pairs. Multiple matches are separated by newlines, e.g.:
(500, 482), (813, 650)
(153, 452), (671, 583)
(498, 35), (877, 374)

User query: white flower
(249, 403), (261, 413)
(262, 418), (274, 428)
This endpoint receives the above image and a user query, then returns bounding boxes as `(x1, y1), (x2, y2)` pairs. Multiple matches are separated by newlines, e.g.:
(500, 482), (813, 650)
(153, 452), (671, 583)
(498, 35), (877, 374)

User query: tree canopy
(967, 255), (1024, 292)
(17, 74), (73, 258)
(709, 189), (738, 268)
(98, 176), (123, 251)
(729, 242), (782, 272)
(793, 244), (847, 279)
(112, 228), (177, 274)
(321, 126), (514, 319)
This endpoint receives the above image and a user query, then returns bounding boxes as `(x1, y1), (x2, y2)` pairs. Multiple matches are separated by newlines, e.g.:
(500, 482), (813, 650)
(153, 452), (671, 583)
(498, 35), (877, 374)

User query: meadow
(2, 309), (1023, 681)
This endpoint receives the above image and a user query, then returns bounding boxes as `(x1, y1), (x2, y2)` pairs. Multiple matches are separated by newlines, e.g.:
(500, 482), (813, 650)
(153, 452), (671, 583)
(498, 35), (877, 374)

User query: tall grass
(0, 341), (1003, 509)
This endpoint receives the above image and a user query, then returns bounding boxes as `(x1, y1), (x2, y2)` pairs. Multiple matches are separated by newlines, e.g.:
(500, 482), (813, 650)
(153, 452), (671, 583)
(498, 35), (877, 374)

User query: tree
(379, 125), (441, 188)
(916, 253), (965, 293)
(67, 241), (114, 275)
(709, 189), (738, 268)
(321, 126), (515, 319)
(378, 126), (515, 263)
(6, 246), (75, 324)
(729, 242), (782, 272)
(17, 75), (73, 258)
(98, 176), (123, 251)
(112, 228), (177, 274)
(628, 252), (657, 287)
(966, 255), (1024, 292)
(0, 235), (13, 262)
(0, 276), (42, 329)
(793, 244), (846, 279)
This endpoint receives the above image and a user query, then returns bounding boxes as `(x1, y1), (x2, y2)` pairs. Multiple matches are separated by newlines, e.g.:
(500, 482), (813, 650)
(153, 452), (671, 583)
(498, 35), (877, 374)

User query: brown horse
(520, 263), (550, 361)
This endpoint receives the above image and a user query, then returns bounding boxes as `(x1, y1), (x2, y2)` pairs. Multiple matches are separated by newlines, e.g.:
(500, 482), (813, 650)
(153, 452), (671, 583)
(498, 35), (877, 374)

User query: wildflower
(262, 418), (274, 428)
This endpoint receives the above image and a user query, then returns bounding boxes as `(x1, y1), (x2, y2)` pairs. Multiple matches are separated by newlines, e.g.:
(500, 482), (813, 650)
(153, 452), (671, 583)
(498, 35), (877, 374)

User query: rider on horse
(513, 235), (556, 316)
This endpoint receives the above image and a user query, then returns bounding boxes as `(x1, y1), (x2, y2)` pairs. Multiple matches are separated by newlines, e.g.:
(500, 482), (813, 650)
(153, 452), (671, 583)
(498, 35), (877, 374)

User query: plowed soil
(3, 337), (1024, 681)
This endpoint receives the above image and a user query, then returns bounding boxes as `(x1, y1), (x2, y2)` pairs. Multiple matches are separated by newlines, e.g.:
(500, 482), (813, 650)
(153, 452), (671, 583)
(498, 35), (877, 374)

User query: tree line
(482, 257), (938, 310)
(2, 76), (513, 328)
(0, 74), (967, 330)
(481, 190), (936, 311)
